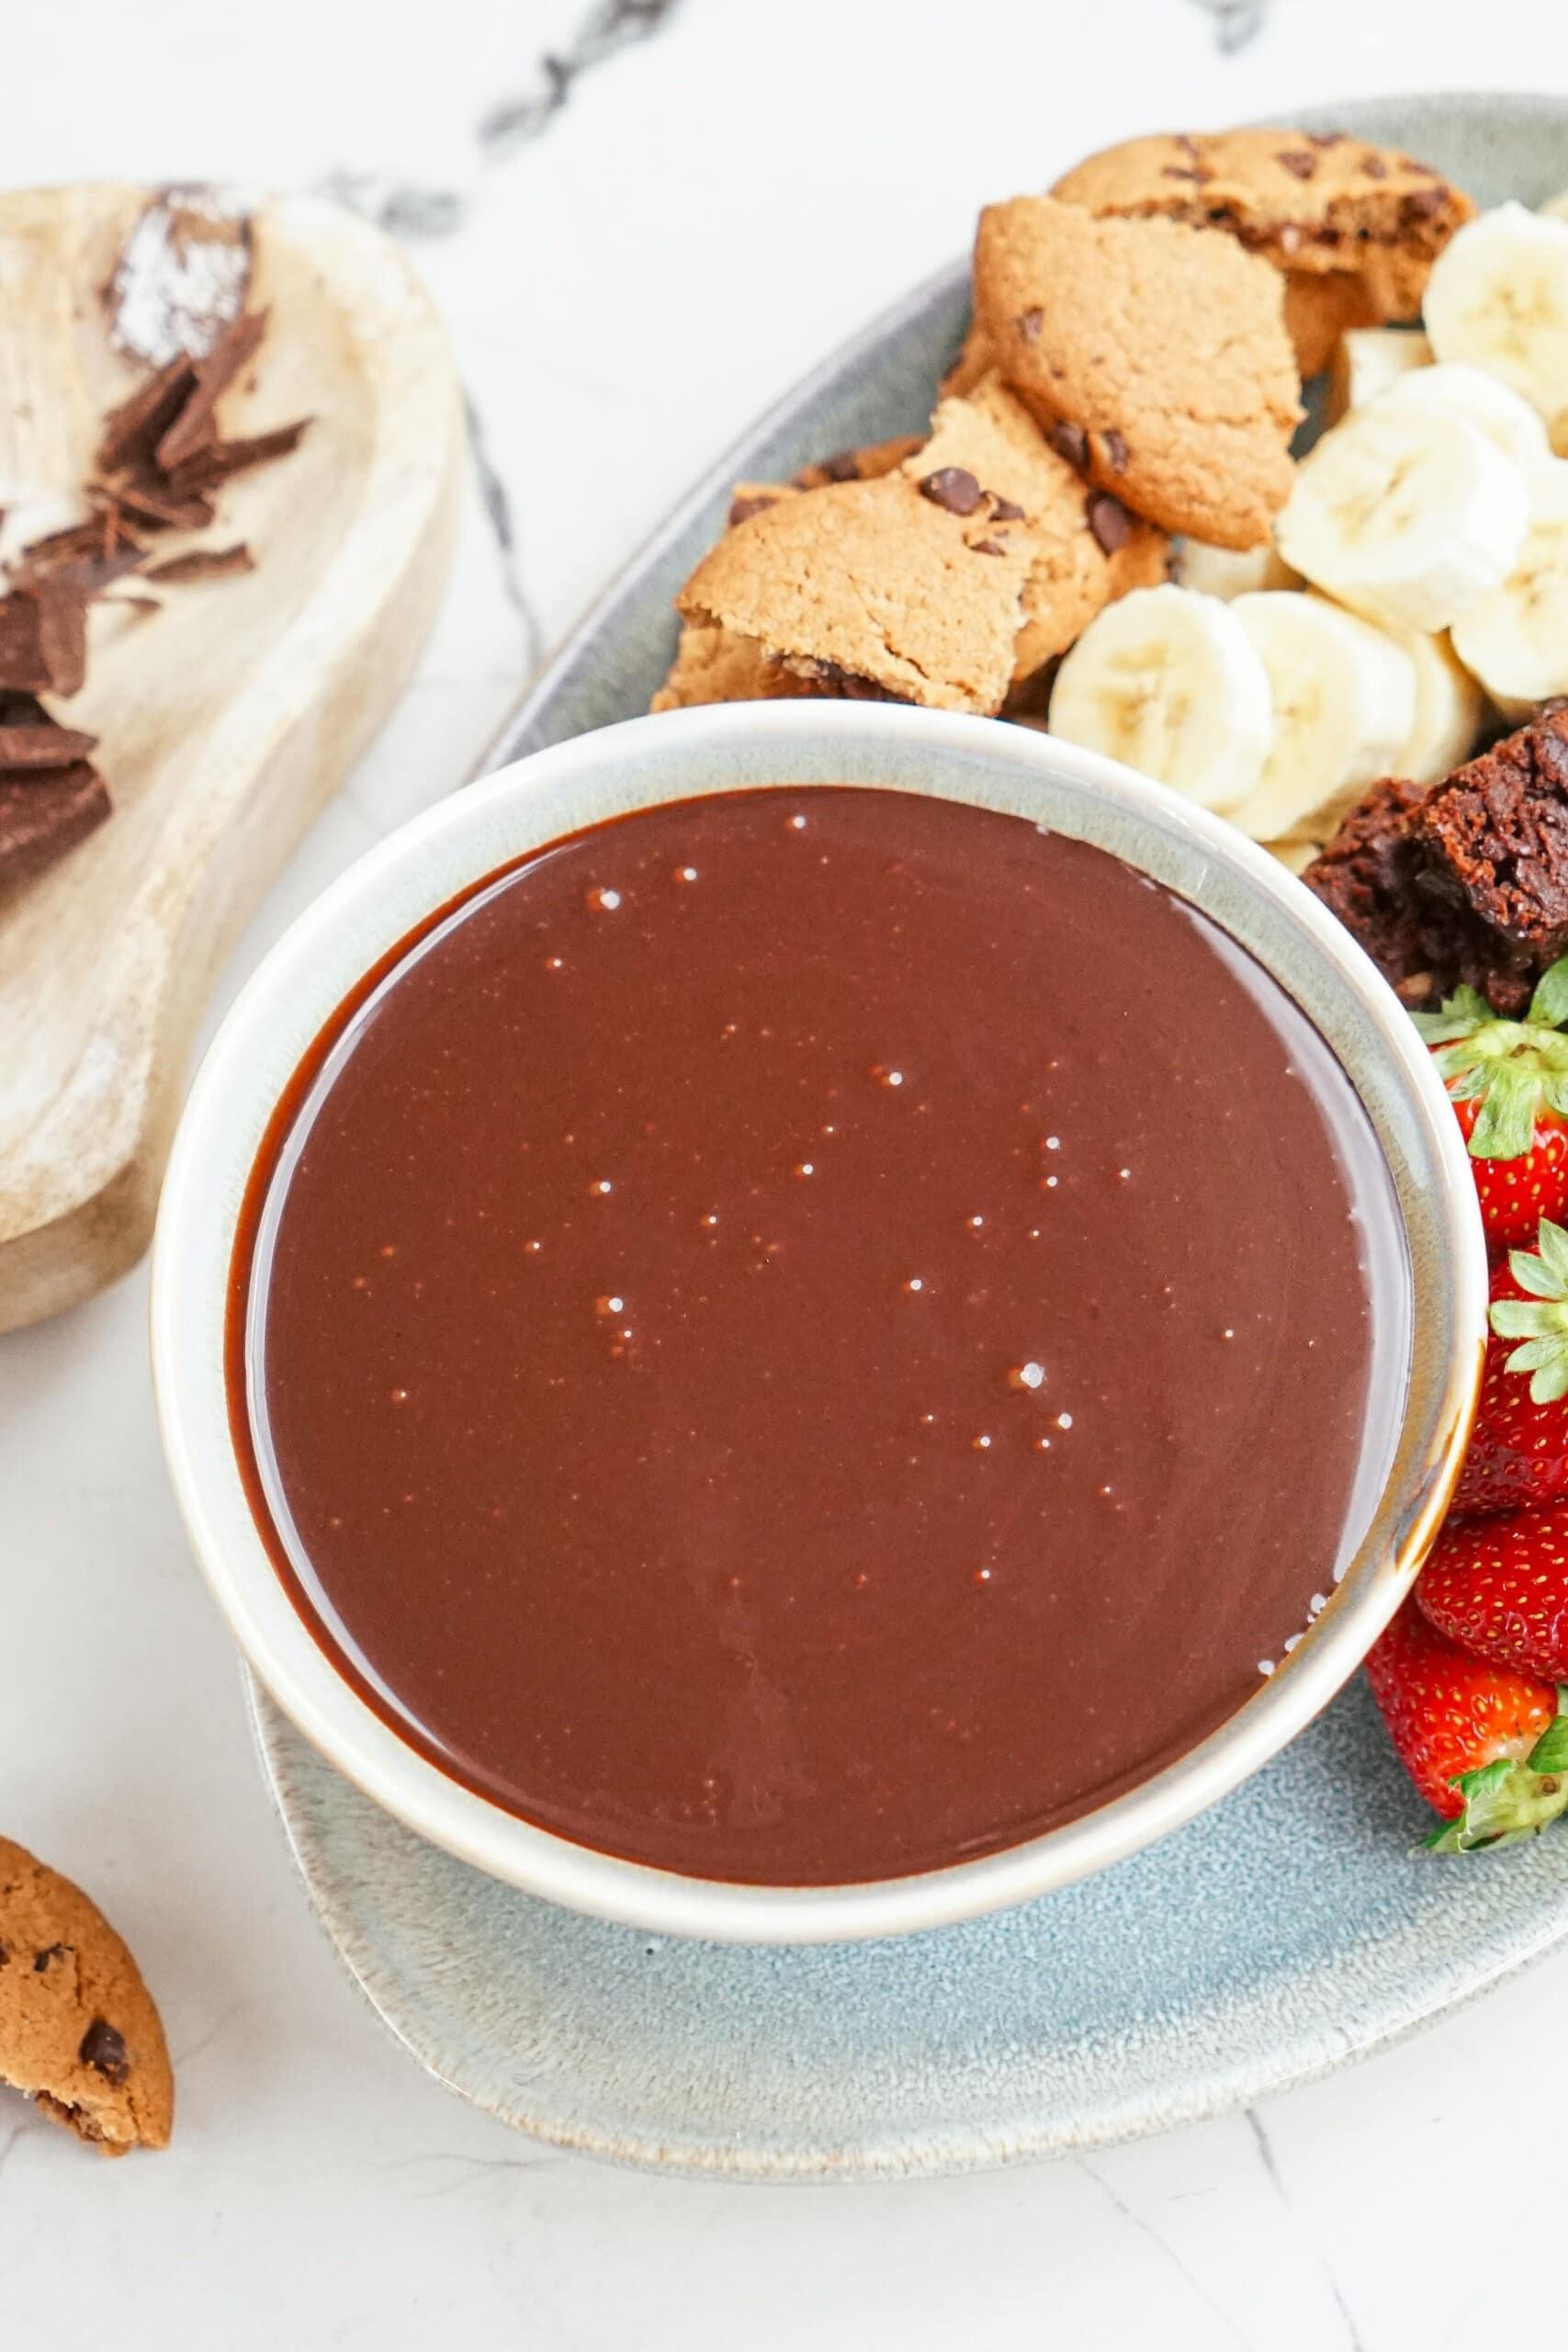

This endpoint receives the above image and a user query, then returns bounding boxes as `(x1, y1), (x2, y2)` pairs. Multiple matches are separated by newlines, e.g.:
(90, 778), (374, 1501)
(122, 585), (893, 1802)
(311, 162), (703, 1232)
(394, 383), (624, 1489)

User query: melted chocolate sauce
(230, 787), (1408, 1885)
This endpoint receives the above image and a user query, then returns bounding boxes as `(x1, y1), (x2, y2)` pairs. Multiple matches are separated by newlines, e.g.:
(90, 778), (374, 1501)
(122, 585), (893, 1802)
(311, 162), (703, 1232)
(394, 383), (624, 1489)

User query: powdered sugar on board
(107, 187), (255, 368)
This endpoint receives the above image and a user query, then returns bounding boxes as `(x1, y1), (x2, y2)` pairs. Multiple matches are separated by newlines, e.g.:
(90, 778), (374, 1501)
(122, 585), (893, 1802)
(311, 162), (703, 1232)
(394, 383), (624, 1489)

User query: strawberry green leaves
(1490, 1216), (1568, 1402)
(1415, 956), (1568, 1159)
(1427, 1688), (1568, 1851)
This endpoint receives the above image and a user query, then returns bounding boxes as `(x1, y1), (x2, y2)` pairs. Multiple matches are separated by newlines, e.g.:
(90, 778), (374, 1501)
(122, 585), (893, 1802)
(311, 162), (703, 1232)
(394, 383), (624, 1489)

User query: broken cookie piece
(1052, 130), (1475, 366)
(676, 471), (1032, 715)
(908, 374), (1168, 685)
(973, 197), (1301, 548)
(650, 621), (820, 712)
(792, 435), (922, 489)
(0, 1838), (173, 2154)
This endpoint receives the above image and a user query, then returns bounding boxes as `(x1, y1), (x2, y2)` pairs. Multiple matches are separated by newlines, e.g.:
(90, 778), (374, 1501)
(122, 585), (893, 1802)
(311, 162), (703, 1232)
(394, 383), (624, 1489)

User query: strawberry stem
(1414, 956), (1568, 1161)
(1489, 1217), (1568, 1401)
(1427, 1687), (1568, 1851)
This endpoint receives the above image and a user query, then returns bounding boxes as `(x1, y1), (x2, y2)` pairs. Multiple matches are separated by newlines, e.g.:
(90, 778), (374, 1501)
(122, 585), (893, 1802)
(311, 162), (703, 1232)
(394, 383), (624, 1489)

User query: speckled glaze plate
(253, 95), (1568, 2181)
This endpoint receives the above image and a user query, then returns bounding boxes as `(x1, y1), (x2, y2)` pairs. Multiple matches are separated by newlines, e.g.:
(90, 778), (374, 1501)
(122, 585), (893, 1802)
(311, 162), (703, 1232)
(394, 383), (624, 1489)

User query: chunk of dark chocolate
(0, 763), (111, 892)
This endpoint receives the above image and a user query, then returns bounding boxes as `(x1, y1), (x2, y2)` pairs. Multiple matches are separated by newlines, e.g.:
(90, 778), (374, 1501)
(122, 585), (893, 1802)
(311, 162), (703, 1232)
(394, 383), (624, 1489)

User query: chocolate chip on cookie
(904, 374), (1168, 687)
(973, 196), (1299, 548)
(791, 435), (922, 490)
(0, 1838), (173, 2154)
(676, 470), (1033, 715)
(1052, 129), (1475, 373)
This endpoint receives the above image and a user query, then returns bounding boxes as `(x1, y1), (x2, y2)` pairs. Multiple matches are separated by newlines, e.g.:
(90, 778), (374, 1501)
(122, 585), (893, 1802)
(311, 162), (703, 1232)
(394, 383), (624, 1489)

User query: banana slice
(1451, 462), (1568, 714)
(1424, 201), (1568, 449)
(1389, 628), (1486, 782)
(1275, 401), (1528, 634)
(1047, 584), (1272, 815)
(1328, 327), (1432, 422)
(1375, 361), (1551, 469)
(1227, 593), (1416, 842)
(1174, 538), (1301, 600)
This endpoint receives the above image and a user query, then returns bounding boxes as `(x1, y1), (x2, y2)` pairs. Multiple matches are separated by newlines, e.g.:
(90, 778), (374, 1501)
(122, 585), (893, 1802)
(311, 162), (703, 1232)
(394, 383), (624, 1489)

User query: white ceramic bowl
(152, 701), (1487, 1943)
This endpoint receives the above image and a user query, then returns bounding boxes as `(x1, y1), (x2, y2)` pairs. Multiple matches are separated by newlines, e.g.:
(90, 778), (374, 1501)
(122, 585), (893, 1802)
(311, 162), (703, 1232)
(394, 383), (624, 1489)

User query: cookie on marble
(0, 1838), (173, 2154)
(908, 374), (1168, 684)
(677, 469), (1034, 715)
(1053, 129), (1475, 356)
(973, 196), (1300, 548)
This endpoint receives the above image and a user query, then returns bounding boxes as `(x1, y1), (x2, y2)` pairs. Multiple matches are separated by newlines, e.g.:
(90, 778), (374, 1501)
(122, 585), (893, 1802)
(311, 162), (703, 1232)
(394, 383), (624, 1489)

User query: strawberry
(1418, 1502), (1568, 1680)
(1452, 1216), (1568, 1518)
(1364, 1599), (1568, 1850)
(1414, 957), (1568, 1250)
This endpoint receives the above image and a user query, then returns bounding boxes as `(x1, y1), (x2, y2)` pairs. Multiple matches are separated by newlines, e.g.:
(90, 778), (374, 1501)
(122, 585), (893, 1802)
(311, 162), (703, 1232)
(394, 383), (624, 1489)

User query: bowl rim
(151, 699), (1488, 1944)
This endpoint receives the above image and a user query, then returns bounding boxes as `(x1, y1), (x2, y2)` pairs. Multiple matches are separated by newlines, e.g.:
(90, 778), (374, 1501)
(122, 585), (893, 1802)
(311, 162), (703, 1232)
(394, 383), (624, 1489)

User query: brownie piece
(1304, 708), (1568, 1016)
(1415, 705), (1568, 961)
(1299, 776), (1531, 1009)
(1304, 777), (1433, 995)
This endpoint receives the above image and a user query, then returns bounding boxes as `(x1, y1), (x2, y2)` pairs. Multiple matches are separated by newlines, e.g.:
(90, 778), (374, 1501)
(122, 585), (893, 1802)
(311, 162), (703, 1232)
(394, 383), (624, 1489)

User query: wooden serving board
(0, 184), (463, 1333)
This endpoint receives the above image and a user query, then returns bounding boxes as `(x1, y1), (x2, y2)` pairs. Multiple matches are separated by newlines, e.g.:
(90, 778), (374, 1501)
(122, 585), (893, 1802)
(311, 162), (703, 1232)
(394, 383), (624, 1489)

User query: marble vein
(463, 390), (546, 673)
(319, 0), (683, 243)
(1076, 2156), (1258, 2349)
(1184, 0), (1269, 49)
(388, 2148), (569, 2197)
(1246, 2109), (1370, 2352)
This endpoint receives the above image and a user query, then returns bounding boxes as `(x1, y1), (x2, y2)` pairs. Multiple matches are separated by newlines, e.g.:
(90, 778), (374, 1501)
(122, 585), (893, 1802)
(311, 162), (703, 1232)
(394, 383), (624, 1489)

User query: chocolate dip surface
(231, 786), (1408, 1885)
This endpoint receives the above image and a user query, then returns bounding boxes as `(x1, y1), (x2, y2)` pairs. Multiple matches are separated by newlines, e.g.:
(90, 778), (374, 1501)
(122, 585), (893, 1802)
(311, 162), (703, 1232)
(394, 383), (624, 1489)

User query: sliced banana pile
(1047, 194), (1568, 865)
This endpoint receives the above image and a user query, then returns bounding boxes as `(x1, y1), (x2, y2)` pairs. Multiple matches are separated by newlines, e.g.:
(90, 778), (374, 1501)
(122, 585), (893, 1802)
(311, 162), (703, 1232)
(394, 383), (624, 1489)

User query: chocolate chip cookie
(973, 196), (1300, 548)
(0, 1838), (173, 2154)
(910, 373), (1168, 683)
(1053, 130), (1475, 369)
(677, 468), (1034, 714)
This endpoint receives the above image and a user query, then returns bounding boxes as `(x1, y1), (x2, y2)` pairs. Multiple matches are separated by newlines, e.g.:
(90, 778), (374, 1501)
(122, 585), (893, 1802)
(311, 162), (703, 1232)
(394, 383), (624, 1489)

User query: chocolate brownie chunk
(1416, 707), (1568, 962)
(1303, 778), (1449, 1003)
(1304, 712), (1568, 1014)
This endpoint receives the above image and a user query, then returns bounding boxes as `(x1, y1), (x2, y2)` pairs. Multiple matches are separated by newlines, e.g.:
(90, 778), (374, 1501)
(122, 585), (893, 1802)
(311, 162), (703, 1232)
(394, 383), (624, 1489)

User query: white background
(5, 3), (1567, 2342)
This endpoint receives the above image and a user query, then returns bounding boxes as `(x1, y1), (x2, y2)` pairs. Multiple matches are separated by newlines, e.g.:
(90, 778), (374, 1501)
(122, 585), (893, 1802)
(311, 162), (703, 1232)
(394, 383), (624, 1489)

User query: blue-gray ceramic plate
(253, 92), (1568, 2180)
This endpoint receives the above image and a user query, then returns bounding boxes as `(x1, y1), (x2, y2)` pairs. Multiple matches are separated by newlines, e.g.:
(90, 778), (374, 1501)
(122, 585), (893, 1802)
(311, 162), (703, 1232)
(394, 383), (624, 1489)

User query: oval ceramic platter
(253, 94), (1568, 2181)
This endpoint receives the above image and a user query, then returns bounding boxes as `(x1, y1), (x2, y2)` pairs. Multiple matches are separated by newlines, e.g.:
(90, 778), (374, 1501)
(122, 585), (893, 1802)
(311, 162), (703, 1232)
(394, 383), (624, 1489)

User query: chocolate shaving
(1099, 429), (1129, 474)
(97, 477), (215, 533)
(0, 692), (98, 770)
(1276, 151), (1318, 180)
(728, 492), (778, 528)
(155, 309), (268, 472)
(970, 537), (1008, 557)
(0, 765), (110, 891)
(162, 419), (310, 495)
(143, 544), (254, 583)
(96, 357), (196, 476)
(816, 450), (862, 483)
(1361, 153), (1389, 180)
(1306, 131), (1345, 148)
(990, 495), (1026, 522)
(0, 588), (87, 695)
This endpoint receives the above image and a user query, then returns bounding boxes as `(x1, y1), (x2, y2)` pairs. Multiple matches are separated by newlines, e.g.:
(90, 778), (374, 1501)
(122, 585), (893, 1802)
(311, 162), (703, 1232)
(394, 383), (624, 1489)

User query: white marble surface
(6, 3), (1568, 2342)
